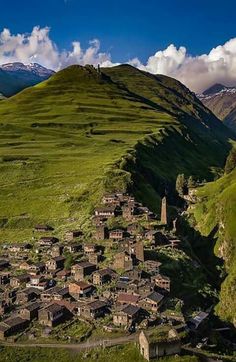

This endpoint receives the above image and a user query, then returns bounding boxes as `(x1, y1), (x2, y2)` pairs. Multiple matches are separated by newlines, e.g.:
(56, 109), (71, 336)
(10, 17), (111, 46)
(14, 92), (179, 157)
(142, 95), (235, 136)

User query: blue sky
(1, 0), (236, 92)
(1, 0), (236, 62)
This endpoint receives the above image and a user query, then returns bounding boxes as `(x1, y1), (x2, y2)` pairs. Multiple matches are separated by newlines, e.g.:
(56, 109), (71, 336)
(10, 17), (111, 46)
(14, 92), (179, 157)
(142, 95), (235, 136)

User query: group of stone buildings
(0, 191), (185, 360)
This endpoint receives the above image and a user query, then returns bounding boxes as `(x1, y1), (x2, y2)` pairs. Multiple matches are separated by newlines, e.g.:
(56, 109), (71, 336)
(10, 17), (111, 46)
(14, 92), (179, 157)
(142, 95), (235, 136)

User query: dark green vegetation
(189, 152), (236, 325)
(0, 344), (200, 362)
(0, 64), (233, 241)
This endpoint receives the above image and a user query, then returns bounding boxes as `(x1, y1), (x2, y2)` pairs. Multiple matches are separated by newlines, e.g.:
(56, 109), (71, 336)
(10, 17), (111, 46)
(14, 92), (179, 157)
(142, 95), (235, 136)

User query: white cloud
(1, 26), (236, 92)
(0, 27), (112, 71)
(131, 39), (236, 92)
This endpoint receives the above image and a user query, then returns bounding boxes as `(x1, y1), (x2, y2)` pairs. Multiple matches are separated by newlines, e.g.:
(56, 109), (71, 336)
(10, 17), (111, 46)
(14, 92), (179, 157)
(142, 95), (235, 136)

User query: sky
(0, 0), (236, 92)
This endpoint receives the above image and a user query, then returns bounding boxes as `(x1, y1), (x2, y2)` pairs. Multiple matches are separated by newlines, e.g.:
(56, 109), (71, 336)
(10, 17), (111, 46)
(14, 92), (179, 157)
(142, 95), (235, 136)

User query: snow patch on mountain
(0, 62), (54, 78)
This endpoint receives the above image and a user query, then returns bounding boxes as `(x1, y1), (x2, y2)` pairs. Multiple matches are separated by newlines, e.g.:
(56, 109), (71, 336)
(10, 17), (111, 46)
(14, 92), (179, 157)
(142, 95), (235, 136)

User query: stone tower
(135, 240), (144, 262)
(161, 196), (167, 225)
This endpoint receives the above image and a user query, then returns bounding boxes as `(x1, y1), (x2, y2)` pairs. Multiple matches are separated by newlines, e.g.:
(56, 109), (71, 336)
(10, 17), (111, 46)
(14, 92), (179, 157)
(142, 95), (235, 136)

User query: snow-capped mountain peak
(197, 83), (236, 100)
(0, 62), (54, 78)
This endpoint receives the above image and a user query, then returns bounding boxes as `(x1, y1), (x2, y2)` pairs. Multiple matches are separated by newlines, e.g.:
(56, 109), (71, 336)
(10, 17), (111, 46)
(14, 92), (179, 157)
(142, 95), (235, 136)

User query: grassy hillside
(0, 64), (233, 242)
(0, 344), (200, 362)
(189, 167), (236, 325)
(225, 107), (236, 133)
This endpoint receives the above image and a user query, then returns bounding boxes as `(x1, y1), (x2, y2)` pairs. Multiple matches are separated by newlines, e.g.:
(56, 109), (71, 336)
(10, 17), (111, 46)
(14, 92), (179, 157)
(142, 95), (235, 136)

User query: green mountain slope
(189, 167), (236, 325)
(0, 64), (233, 241)
(225, 107), (236, 132)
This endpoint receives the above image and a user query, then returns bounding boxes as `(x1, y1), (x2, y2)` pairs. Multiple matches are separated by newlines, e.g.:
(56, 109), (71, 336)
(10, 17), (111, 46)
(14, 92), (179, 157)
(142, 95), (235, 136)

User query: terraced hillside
(189, 165), (236, 325)
(0, 64), (233, 241)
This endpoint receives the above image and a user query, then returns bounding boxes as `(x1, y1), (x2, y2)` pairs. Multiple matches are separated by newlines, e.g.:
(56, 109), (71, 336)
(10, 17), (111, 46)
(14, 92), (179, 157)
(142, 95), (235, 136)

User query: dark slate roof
(145, 291), (164, 303)
(42, 286), (68, 296)
(122, 304), (140, 316)
(2, 316), (27, 328)
(44, 303), (65, 314)
(21, 301), (42, 312)
(87, 300), (107, 310)
(75, 261), (95, 269)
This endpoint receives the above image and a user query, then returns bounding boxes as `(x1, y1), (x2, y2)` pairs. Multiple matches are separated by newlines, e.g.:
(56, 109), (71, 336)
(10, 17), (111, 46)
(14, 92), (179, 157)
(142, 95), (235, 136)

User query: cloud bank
(1, 26), (236, 92)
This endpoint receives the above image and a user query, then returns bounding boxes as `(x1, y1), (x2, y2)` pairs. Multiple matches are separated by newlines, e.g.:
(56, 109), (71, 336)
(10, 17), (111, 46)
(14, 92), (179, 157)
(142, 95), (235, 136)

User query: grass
(189, 166), (236, 324)
(0, 344), (200, 362)
(0, 64), (232, 242)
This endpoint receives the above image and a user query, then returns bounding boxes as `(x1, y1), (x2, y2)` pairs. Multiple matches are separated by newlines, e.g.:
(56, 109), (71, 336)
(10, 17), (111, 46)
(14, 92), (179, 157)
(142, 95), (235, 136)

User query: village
(0, 191), (210, 360)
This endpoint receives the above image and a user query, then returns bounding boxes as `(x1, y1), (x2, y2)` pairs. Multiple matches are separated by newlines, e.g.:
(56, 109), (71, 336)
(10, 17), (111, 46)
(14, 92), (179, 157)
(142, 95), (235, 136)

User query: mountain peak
(0, 62), (54, 77)
(0, 62), (55, 97)
(202, 83), (226, 96)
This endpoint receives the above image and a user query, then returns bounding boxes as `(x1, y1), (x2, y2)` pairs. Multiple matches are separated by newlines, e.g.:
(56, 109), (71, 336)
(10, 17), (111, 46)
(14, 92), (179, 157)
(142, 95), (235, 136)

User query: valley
(0, 65), (235, 361)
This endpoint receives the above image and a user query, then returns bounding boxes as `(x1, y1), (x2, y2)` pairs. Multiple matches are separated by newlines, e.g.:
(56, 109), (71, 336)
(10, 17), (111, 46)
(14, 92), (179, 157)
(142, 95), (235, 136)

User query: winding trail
(0, 333), (138, 352)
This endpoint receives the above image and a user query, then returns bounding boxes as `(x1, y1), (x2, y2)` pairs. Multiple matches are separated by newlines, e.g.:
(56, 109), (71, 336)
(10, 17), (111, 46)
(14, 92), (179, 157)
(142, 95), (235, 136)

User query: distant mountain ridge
(198, 83), (236, 133)
(0, 62), (54, 97)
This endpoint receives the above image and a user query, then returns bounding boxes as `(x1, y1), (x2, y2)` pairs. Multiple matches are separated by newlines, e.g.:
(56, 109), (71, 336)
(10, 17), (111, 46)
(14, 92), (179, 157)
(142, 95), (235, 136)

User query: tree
(176, 174), (186, 196)
(225, 148), (236, 174)
(64, 253), (73, 270)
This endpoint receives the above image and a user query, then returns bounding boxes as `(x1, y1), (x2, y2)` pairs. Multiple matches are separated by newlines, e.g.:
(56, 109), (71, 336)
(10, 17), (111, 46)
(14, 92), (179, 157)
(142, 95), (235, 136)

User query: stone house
(143, 261), (162, 275)
(38, 303), (68, 327)
(0, 317), (29, 340)
(95, 225), (108, 240)
(117, 293), (140, 306)
(133, 240), (145, 262)
(113, 304), (141, 327)
(26, 275), (52, 291)
(19, 261), (31, 271)
(10, 274), (30, 288)
(69, 281), (93, 298)
(56, 269), (71, 281)
(144, 230), (159, 243)
(64, 243), (82, 253)
(7, 243), (31, 253)
(102, 194), (120, 205)
(113, 251), (133, 271)
(88, 253), (102, 265)
(83, 244), (98, 255)
(79, 300), (108, 319)
(115, 280), (129, 293)
(51, 245), (64, 258)
(41, 286), (69, 303)
(122, 205), (135, 221)
(94, 206), (117, 218)
(65, 230), (82, 241)
(34, 224), (54, 232)
(152, 274), (170, 292)
(139, 328), (181, 361)
(92, 268), (117, 286)
(38, 237), (59, 247)
(18, 301), (42, 321)
(71, 261), (96, 281)
(16, 287), (41, 305)
(46, 256), (65, 271)
(109, 229), (124, 241)
(139, 292), (164, 313)
(29, 262), (45, 275)
(2, 289), (17, 304)
(127, 280), (154, 296)
(127, 223), (140, 235)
